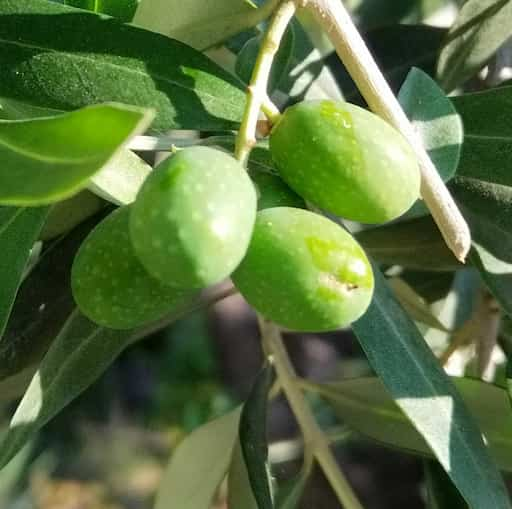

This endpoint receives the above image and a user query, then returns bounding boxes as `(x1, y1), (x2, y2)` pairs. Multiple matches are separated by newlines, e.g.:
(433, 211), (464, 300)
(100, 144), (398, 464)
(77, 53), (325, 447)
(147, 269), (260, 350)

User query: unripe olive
(130, 146), (257, 288)
(269, 100), (421, 223)
(71, 207), (194, 330)
(250, 169), (305, 210)
(232, 207), (374, 332)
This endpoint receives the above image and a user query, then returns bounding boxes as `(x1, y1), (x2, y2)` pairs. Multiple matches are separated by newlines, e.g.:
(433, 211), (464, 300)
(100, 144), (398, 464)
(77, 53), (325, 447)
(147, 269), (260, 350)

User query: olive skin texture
(232, 207), (374, 332)
(71, 207), (195, 330)
(250, 169), (305, 210)
(130, 146), (257, 288)
(269, 100), (421, 223)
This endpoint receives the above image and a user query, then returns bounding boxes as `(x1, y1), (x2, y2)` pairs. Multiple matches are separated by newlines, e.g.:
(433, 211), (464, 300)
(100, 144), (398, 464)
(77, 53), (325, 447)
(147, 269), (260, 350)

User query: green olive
(269, 100), (421, 223)
(130, 146), (257, 288)
(232, 207), (374, 332)
(71, 207), (195, 330)
(250, 169), (305, 210)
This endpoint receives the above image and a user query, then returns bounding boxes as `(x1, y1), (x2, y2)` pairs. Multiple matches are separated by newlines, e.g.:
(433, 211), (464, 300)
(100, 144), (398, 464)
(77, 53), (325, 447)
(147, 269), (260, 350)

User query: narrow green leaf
(228, 440), (259, 509)
(0, 207), (48, 339)
(450, 177), (512, 317)
(0, 104), (152, 206)
(89, 149), (152, 205)
(1, 214), (102, 382)
(352, 268), (511, 508)
(239, 363), (275, 509)
(305, 376), (512, 473)
(155, 408), (242, 509)
(133, 0), (255, 50)
(453, 86), (512, 186)
(387, 278), (451, 332)
(40, 192), (104, 241)
(236, 27), (295, 93)
(356, 216), (461, 271)
(398, 68), (462, 183)
(437, 0), (512, 91)
(425, 461), (469, 509)
(63, 0), (139, 21)
(0, 296), (200, 469)
(398, 67), (463, 219)
(0, 0), (245, 133)
(328, 25), (446, 103)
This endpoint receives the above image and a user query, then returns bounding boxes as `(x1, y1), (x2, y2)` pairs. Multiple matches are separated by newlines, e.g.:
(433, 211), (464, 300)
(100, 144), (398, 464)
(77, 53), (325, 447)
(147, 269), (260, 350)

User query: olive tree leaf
(453, 85), (512, 186)
(0, 104), (153, 206)
(154, 407), (242, 509)
(0, 294), (202, 470)
(133, 0), (256, 51)
(399, 67), (463, 183)
(89, 150), (152, 205)
(0, 207), (49, 339)
(328, 25), (446, 103)
(425, 461), (469, 509)
(437, 0), (512, 91)
(239, 363), (275, 509)
(305, 376), (512, 473)
(0, 0), (246, 133)
(450, 177), (512, 318)
(398, 67), (463, 219)
(351, 267), (511, 508)
(62, 0), (139, 21)
(40, 192), (104, 241)
(228, 440), (259, 509)
(0, 215), (101, 383)
(236, 26), (295, 94)
(356, 216), (461, 271)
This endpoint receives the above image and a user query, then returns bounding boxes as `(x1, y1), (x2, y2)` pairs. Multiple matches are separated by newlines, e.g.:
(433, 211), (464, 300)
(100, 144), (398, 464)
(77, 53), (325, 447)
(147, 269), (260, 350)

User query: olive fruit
(232, 207), (374, 332)
(250, 169), (305, 210)
(71, 207), (194, 330)
(269, 100), (421, 223)
(130, 146), (257, 288)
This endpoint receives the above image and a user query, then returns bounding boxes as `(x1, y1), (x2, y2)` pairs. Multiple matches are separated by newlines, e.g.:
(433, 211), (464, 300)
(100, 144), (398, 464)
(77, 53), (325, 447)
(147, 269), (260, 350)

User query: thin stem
(302, 0), (471, 263)
(234, 0), (294, 165)
(259, 318), (364, 509)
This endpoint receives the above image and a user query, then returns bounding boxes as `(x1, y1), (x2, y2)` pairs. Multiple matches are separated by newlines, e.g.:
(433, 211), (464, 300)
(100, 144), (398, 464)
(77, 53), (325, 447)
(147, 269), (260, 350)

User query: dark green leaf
(0, 104), (152, 206)
(0, 0), (245, 133)
(437, 0), (512, 91)
(0, 294), (201, 469)
(306, 375), (512, 473)
(63, 0), (138, 21)
(399, 68), (463, 183)
(0, 207), (48, 339)
(450, 177), (512, 317)
(236, 26), (295, 94)
(355, 216), (461, 271)
(352, 267), (511, 508)
(425, 461), (469, 509)
(1, 213), (103, 382)
(453, 86), (512, 186)
(155, 408), (241, 509)
(239, 363), (275, 509)
(398, 67), (463, 219)
(327, 25), (446, 104)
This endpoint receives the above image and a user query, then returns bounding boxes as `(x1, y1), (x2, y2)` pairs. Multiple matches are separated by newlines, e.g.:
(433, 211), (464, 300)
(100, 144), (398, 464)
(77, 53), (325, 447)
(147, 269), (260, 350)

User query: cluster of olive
(72, 100), (421, 332)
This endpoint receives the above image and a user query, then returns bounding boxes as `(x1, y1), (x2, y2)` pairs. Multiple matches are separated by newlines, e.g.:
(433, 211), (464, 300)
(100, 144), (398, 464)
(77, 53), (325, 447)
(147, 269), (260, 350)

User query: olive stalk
(300, 0), (471, 263)
(260, 318), (365, 509)
(234, 2), (364, 508)
(234, 0), (295, 165)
